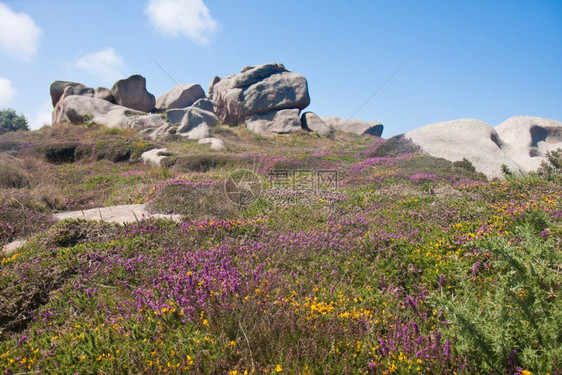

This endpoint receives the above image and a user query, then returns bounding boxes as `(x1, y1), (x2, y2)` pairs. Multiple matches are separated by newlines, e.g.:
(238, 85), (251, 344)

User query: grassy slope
(0, 124), (561, 374)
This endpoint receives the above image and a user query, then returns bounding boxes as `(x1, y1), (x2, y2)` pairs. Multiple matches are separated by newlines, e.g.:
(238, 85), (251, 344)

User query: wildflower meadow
(1, 124), (561, 374)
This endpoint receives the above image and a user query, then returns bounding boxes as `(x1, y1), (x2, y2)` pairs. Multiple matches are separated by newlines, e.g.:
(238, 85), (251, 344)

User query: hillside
(1, 121), (561, 374)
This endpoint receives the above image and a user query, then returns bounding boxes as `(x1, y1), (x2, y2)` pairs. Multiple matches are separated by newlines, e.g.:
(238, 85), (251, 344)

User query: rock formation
(50, 81), (112, 107)
(53, 96), (144, 129)
(496, 116), (562, 172)
(301, 112), (333, 137)
(405, 116), (562, 178)
(210, 63), (310, 134)
(141, 148), (171, 166)
(155, 84), (205, 111)
(322, 117), (384, 137)
(49, 63), (387, 142)
(245, 109), (303, 136)
(111, 75), (155, 112)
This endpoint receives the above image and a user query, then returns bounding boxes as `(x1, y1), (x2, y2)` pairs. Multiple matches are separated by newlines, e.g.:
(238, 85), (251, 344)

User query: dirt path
(53, 204), (181, 223)
(1, 204), (181, 256)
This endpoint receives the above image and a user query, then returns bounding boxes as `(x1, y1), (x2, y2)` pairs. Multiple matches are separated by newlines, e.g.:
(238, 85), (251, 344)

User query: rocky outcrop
(94, 87), (114, 102)
(322, 117), (384, 137)
(50, 81), (114, 107)
(50, 81), (89, 107)
(198, 137), (226, 150)
(495, 116), (562, 171)
(111, 75), (155, 112)
(176, 108), (218, 139)
(166, 107), (218, 128)
(191, 98), (214, 112)
(49, 65), (392, 142)
(404, 117), (562, 179)
(301, 112), (333, 137)
(141, 148), (171, 166)
(211, 63), (310, 125)
(127, 114), (167, 130)
(53, 95), (144, 128)
(245, 109), (302, 136)
(155, 84), (205, 111)
(150, 107), (218, 140)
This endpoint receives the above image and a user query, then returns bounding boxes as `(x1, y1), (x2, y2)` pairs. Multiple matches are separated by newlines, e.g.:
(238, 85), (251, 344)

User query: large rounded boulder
(405, 118), (521, 178)
(210, 63), (310, 125)
(53, 95), (144, 128)
(155, 84), (205, 111)
(496, 116), (562, 171)
(111, 75), (156, 112)
(322, 117), (383, 137)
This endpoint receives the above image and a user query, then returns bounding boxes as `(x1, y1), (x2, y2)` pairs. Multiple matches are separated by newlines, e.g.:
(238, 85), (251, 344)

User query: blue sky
(0, 0), (561, 136)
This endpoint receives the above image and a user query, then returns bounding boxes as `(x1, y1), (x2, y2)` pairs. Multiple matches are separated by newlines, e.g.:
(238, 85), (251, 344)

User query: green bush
(538, 148), (562, 181)
(432, 217), (562, 373)
(0, 109), (29, 135)
(452, 158), (477, 173)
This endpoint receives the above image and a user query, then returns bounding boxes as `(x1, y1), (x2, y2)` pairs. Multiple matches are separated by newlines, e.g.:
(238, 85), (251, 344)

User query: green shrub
(537, 148), (562, 181)
(432, 218), (562, 373)
(452, 158), (477, 173)
(0, 108), (29, 135)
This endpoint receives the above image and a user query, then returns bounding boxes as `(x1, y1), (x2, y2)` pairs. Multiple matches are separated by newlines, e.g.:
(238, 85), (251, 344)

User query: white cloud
(0, 77), (16, 107)
(74, 48), (126, 84)
(30, 100), (52, 129)
(145, 0), (219, 45)
(0, 2), (42, 61)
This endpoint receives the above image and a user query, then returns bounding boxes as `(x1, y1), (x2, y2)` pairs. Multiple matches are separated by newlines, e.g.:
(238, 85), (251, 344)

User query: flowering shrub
(1, 130), (560, 374)
(0, 204), (53, 247)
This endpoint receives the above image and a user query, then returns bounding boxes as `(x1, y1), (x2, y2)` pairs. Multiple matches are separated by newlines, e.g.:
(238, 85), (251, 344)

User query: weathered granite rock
(322, 117), (383, 136)
(191, 98), (214, 112)
(127, 114), (167, 130)
(53, 95), (144, 128)
(198, 137), (226, 150)
(94, 87), (114, 102)
(141, 148), (172, 166)
(176, 107), (218, 139)
(177, 122), (211, 139)
(155, 84), (205, 111)
(145, 123), (176, 140)
(495, 116), (562, 171)
(301, 112), (333, 137)
(245, 109), (302, 136)
(50, 81), (87, 107)
(405, 118), (521, 178)
(211, 63), (310, 125)
(111, 75), (155, 112)
(50, 81), (114, 107)
(166, 107), (218, 127)
(208, 76), (220, 99)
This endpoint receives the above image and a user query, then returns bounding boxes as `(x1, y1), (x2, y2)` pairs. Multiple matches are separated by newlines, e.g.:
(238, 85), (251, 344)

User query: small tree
(0, 108), (29, 134)
(537, 148), (562, 181)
